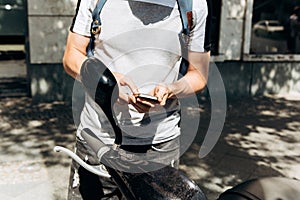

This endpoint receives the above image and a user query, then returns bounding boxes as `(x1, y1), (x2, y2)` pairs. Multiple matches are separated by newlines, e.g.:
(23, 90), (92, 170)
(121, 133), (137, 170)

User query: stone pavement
(0, 96), (299, 200)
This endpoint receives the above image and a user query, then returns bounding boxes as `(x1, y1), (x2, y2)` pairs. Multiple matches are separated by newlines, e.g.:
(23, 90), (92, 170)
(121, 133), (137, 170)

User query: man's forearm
(168, 70), (207, 98)
(168, 51), (210, 98)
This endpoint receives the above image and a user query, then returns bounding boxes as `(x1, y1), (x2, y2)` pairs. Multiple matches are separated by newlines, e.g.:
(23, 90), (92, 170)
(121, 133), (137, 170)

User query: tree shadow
(0, 97), (76, 167)
(180, 96), (300, 199)
(0, 97), (78, 199)
(1, 96), (299, 199)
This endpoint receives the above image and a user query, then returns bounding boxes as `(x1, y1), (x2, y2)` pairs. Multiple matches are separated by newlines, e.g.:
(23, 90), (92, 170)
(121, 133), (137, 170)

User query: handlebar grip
(81, 128), (109, 160)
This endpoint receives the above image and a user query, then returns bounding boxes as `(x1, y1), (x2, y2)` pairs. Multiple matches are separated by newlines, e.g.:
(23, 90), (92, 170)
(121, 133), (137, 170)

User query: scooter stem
(80, 57), (122, 145)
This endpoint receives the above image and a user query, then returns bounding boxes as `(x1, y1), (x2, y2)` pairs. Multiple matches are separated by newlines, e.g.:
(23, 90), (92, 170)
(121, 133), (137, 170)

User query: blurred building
(1, 0), (300, 101)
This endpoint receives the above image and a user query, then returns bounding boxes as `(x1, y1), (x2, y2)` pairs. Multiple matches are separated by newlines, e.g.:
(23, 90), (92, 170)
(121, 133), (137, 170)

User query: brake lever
(53, 146), (111, 178)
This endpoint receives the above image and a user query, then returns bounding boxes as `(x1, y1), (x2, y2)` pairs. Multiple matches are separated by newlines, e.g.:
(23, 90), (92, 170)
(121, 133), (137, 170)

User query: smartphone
(135, 93), (159, 103)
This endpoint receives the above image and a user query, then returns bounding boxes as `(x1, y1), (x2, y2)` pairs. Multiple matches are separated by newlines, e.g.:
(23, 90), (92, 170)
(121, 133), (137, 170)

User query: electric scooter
(54, 57), (300, 200)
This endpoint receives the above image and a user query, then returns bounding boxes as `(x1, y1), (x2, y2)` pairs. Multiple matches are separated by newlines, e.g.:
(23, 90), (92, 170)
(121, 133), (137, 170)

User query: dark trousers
(67, 137), (180, 200)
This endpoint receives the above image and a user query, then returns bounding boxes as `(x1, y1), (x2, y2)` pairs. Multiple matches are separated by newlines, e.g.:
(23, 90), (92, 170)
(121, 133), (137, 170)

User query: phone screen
(135, 93), (159, 103)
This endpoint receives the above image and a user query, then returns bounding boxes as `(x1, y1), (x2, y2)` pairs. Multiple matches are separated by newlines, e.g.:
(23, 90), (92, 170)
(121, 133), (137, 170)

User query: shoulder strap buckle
(91, 25), (101, 35)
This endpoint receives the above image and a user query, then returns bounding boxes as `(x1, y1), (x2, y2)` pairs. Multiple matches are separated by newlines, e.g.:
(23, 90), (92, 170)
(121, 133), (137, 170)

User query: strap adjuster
(91, 26), (101, 35)
(91, 20), (101, 35)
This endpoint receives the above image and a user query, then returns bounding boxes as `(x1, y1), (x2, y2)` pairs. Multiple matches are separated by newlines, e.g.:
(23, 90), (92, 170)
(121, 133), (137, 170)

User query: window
(210, 0), (221, 55)
(250, 0), (300, 54)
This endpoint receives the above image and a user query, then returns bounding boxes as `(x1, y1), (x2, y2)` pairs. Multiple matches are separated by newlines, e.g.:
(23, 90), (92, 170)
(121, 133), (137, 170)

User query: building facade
(25, 0), (300, 102)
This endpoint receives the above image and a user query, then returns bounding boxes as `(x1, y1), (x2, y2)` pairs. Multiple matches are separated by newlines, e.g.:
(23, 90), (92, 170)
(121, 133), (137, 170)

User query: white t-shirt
(71, 0), (208, 145)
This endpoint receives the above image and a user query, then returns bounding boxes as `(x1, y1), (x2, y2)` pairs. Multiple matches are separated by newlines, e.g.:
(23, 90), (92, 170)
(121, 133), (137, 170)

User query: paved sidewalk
(0, 96), (299, 199)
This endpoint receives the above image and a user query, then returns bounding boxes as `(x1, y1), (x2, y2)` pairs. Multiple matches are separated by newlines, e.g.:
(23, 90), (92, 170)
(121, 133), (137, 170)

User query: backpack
(86, 0), (212, 76)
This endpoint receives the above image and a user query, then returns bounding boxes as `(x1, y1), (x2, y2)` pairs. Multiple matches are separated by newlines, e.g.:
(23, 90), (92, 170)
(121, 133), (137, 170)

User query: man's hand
(113, 72), (163, 113)
(150, 83), (174, 106)
(113, 72), (139, 104)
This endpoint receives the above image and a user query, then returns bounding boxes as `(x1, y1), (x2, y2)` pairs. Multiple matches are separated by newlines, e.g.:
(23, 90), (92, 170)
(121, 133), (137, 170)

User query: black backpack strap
(204, 0), (212, 52)
(176, 0), (193, 77)
(86, 0), (108, 57)
(177, 0), (212, 76)
(176, 0), (193, 35)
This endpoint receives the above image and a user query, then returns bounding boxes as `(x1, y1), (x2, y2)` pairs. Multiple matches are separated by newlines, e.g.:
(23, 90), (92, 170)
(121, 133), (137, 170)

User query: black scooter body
(114, 165), (206, 200)
(81, 128), (207, 200)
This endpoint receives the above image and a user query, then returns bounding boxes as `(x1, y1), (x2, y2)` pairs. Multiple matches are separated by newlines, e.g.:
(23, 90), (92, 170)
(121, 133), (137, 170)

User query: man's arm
(175, 50), (210, 95)
(152, 50), (210, 105)
(62, 30), (139, 104)
(62, 31), (90, 80)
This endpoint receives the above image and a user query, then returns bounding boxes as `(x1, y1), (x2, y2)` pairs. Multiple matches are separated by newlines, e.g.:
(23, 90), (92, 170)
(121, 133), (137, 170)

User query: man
(287, 6), (300, 53)
(63, 0), (210, 199)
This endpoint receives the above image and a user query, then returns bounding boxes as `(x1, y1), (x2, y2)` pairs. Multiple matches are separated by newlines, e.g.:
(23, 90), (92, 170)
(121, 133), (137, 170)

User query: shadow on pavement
(0, 97), (76, 165)
(180, 96), (300, 199)
(0, 97), (76, 199)
(0, 96), (299, 199)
